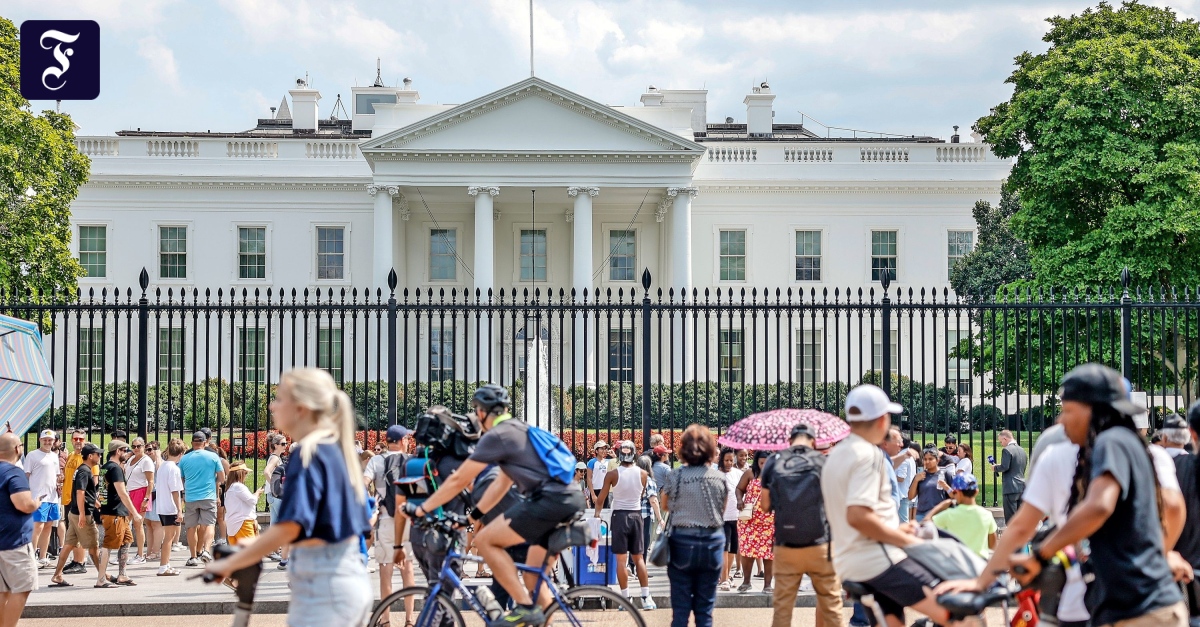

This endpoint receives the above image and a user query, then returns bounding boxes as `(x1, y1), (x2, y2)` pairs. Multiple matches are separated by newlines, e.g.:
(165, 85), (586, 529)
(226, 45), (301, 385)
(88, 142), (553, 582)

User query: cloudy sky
(8, 0), (1198, 138)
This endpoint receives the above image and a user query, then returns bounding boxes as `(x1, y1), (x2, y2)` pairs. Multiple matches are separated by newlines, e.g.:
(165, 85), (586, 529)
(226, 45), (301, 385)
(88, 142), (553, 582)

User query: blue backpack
(527, 426), (575, 485)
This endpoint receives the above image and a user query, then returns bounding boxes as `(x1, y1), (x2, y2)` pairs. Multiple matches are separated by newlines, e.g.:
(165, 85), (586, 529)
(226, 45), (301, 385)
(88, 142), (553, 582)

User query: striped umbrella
(718, 408), (850, 451)
(0, 314), (54, 437)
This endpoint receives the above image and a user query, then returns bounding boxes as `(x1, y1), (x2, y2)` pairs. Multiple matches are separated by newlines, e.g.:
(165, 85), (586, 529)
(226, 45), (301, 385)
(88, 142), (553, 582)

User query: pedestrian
(178, 431), (225, 567)
(759, 424), (840, 627)
(587, 441), (612, 509)
(1011, 364), (1187, 627)
(223, 462), (260, 545)
(908, 449), (950, 522)
(208, 443), (232, 548)
(893, 437), (918, 523)
(205, 368), (373, 627)
(154, 439), (185, 576)
(821, 384), (951, 626)
(651, 445), (672, 488)
(123, 437), (155, 564)
(992, 429), (1028, 523)
(733, 450), (773, 593)
(0, 432), (38, 627)
(263, 434), (290, 568)
(1172, 400), (1200, 627)
(1160, 414), (1191, 459)
(954, 443), (973, 475)
(643, 433), (665, 458)
(362, 424), (416, 627)
(58, 428), (94, 575)
(23, 429), (61, 569)
(939, 435), (961, 466)
(49, 443), (103, 587)
(660, 425), (728, 627)
(925, 473), (996, 558)
(143, 441), (163, 561)
(717, 447), (742, 591)
(635, 455), (663, 565)
(97, 440), (140, 588)
(594, 440), (656, 610)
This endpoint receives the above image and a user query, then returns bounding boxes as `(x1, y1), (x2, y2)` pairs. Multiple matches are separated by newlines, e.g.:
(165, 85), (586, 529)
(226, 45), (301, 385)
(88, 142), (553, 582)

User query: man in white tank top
(595, 441), (657, 611)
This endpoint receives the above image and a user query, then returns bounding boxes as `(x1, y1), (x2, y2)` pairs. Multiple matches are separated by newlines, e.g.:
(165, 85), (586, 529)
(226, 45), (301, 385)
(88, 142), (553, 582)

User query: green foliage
(976, 1), (1200, 287)
(858, 371), (965, 433)
(0, 17), (89, 296)
(968, 405), (1005, 431)
(950, 184), (1033, 300)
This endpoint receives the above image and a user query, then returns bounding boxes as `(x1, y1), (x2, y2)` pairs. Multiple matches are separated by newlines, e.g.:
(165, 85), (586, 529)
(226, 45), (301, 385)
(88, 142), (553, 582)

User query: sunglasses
(133, 444), (145, 449)
(72, 437), (85, 442)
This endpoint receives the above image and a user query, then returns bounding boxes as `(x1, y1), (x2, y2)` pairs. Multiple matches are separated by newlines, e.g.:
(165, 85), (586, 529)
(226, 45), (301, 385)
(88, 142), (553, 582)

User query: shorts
(33, 502), (61, 523)
(723, 520), (739, 554)
(853, 558), (940, 623)
(101, 515), (134, 550)
(610, 510), (644, 555)
(184, 499), (217, 527)
(288, 538), (373, 627)
(144, 508), (160, 522)
(505, 488), (586, 548)
(0, 544), (38, 594)
(159, 513), (179, 527)
(129, 487), (150, 514)
(228, 519), (256, 545)
(374, 514), (398, 565)
(65, 515), (99, 550)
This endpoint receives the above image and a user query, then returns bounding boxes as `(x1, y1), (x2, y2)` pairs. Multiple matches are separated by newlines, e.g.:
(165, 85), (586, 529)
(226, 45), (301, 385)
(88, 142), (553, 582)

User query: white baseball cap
(39, 429), (56, 440)
(845, 385), (903, 421)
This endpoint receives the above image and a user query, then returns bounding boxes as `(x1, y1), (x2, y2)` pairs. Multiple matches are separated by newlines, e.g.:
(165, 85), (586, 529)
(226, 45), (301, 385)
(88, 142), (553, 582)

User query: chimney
(396, 77), (419, 104)
(951, 125), (960, 143)
(289, 79), (320, 131)
(744, 81), (775, 136)
(640, 85), (664, 107)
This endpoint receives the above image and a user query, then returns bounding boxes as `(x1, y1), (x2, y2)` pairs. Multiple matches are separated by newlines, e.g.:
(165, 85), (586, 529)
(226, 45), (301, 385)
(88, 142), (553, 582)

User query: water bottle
(474, 585), (503, 621)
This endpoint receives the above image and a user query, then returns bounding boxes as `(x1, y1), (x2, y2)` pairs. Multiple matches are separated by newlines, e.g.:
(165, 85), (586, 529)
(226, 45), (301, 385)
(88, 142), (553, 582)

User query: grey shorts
(184, 499), (217, 527)
(0, 544), (38, 594)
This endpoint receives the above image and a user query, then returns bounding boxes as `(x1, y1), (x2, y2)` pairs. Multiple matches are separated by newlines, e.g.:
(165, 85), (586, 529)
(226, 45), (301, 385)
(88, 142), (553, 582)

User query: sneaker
(640, 596), (657, 611)
(109, 553), (118, 566)
(488, 605), (544, 627)
(185, 557), (199, 567)
(277, 560), (288, 571)
(199, 551), (213, 563)
(63, 561), (86, 575)
(172, 543), (186, 551)
(266, 551), (282, 562)
(37, 558), (52, 569)
(130, 555), (147, 565)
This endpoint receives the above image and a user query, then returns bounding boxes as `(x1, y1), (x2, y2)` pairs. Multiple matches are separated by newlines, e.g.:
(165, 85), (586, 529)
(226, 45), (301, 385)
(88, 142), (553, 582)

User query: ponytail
(281, 368), (365, 503)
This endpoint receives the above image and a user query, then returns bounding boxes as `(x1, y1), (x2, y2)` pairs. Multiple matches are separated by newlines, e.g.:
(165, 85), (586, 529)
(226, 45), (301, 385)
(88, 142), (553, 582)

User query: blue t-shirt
(276, 443), (372, 544)
(0, 461), (33, 551)
(178, 449), (223, 503)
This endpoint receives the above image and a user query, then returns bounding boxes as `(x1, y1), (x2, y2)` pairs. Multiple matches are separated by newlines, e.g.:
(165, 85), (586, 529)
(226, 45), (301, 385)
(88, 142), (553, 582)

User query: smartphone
(987, 455), (996, 464)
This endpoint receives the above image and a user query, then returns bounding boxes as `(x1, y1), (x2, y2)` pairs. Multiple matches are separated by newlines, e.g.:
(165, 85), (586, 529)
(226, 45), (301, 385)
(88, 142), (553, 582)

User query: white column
(370, 184), (399, 289)
(468, 186), (499, 383)
(667, 186), (697, 382)
(568, 186), (599, 386)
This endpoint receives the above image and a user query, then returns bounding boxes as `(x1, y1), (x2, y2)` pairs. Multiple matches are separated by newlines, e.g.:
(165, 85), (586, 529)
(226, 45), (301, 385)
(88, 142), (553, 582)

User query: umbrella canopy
(0, 314), (54, 437)
(718, 408), (850, 451)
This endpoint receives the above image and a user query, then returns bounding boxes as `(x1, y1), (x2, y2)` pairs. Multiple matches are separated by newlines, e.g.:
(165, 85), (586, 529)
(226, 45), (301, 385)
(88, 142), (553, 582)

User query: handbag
(648, 511), (673, 567)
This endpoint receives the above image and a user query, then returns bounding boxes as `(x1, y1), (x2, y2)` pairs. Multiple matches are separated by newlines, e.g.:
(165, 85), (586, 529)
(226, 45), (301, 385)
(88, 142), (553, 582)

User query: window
(429, 229), (457, 281)
(872, 329), (899, 373)
(157, 327), (185, 383)
(78, 226), (107, 278)
(237, 327), (266, 382)
(871, 230), (898, 282)
(947, 230), (974, 275)
(238, 227), (266, 280)
(946, 329), (972, 396)
(77, 328), (105, 391)
(159, 226), (187, 279)
(609, 230), (636, 282)
(317, 327), (343, 385)
(519, 229), (547, 282)
(608, 329), (634, 383)
(316, 227), (345, 280)
(430, 327), (454, 382)
(719, 230), (746, 281)
(795, 230), (822, 281)
(718, 329), (744, 383)
(795, 328), (823, 383)
(355, 93), (396, 115)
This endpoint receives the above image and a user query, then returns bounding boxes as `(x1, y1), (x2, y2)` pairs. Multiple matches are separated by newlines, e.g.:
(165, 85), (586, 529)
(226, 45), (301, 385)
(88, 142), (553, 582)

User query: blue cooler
(572, 519), (614, 586)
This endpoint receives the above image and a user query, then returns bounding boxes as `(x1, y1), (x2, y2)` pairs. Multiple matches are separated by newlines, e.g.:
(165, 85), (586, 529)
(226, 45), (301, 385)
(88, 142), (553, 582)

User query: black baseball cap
(790, 423), (814, 442)
(1059, 363), (1144, 417)
(80, 443), (102, 459)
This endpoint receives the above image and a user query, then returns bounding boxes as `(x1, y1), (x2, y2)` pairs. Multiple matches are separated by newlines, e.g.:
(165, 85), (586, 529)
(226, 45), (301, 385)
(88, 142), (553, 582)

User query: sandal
(115, 577), (137, 586)
(761, 586), (773, 594)
(157, 568), (180, 576)
(94, 581), (118, 588)
(50, 579), (73, 587)
(737, 582), (752, 593)
(717, 581), (731, 592)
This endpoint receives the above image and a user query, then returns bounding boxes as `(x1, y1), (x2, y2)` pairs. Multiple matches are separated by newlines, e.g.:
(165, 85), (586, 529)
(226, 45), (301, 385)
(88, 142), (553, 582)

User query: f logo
(20, 21), (100, 101)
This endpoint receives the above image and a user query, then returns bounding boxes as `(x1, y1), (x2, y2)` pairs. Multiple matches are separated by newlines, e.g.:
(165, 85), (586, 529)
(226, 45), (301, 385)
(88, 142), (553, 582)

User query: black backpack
(268, 458), (287, 499)
(765, 446), (829, 548)
(379, 452), (409, 517)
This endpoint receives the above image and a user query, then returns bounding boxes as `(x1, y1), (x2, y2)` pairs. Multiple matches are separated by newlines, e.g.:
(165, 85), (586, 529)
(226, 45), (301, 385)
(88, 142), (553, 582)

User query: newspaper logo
(20, 20), (100, 101)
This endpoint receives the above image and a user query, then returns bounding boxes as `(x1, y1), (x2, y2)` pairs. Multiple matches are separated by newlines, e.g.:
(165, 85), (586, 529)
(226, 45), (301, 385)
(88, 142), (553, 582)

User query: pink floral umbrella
(718, 408), (850, 451)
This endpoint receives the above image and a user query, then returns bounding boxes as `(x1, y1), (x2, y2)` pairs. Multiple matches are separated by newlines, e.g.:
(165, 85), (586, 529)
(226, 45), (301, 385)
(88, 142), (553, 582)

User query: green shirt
(932, 503), (996, 557)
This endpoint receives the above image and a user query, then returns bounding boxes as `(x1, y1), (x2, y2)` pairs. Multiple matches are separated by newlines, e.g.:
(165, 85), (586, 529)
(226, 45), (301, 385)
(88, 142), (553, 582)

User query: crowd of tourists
(1, 362), (1198, 627)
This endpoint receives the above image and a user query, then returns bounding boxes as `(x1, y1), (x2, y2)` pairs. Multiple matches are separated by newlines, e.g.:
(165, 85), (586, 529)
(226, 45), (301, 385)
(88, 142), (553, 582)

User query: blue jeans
(667, 528), (724, 627)
(266, 493), (282, 526)
(897, 497), (911, 523)
(287, 538), (372, 627)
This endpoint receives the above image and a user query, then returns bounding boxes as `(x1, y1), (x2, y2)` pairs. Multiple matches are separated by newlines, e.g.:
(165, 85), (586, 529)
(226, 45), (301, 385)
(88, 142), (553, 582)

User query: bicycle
(195, 543), (265, 627)
(369, 512), (647, 627)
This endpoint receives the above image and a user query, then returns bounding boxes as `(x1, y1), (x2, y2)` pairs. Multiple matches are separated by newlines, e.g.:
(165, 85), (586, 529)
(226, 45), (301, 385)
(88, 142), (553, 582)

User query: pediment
(359, 77), (705, 159)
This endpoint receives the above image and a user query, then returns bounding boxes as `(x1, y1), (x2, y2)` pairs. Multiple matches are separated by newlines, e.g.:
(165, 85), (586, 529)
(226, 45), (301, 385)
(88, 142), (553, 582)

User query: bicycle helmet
(472, 384), (511, 412)
(617, 440), (637, 464)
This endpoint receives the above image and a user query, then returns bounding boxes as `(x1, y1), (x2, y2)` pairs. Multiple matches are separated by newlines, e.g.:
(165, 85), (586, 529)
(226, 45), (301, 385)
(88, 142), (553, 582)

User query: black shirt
(913, 468), (950, 517)
(100, 461), (129, 517)
(1173, 453), (1200, 570)
(69, 466), (99, 517)
(1086, 428), (1182, 625)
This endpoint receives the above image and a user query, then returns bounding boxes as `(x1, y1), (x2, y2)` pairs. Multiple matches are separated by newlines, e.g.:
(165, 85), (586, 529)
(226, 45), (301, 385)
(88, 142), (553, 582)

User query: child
(223, 462), (260, 545)
(928, 473), (996, 557)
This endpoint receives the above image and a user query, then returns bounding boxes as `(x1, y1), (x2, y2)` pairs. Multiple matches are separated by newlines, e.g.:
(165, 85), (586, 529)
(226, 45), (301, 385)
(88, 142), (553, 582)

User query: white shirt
(955, 457), (973, 475)
(722, 468), (742, 521)
(123, 454), (155, 491)
(821, 433), (908, 581)
(611, 464), (644, 511)
(1164, 446), (1188, 459)
(363, 450), (399, 499)
(24, 449), (59, 504)
(1022, 440), (1182, 622)
(895, 457), (917, 495)
(224, 482), (257, 532)
(590, 458), (611, 490)
(153, 460), (183, 516)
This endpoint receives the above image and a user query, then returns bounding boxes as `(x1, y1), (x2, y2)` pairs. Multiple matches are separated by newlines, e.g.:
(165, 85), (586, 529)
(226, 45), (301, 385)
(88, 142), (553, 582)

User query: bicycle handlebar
(195, 544), (263, 607)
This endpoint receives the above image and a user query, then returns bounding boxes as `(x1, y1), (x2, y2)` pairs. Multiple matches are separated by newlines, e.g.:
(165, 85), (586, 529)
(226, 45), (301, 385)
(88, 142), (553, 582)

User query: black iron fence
(4, 267), (1199, 506)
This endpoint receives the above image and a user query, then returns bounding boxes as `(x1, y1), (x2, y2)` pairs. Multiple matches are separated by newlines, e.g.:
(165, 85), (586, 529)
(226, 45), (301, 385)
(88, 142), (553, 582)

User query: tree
(949, 184), (1032, 300)
(0, 17), (89, 297)
(976, 1), (1200, 288)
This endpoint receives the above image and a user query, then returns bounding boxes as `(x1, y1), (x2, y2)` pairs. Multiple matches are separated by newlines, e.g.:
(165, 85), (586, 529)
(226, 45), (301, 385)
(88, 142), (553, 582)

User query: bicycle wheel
(543, 585), (648, 627)
(369, 586), (469, 627)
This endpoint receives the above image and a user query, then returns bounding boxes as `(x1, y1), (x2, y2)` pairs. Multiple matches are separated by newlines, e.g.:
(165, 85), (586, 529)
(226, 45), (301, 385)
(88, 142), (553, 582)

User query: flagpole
(529, 0), (535, 77)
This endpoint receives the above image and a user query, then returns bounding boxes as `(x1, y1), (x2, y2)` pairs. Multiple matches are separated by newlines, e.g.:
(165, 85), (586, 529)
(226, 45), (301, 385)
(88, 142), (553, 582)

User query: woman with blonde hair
(205, 368), (372, 627)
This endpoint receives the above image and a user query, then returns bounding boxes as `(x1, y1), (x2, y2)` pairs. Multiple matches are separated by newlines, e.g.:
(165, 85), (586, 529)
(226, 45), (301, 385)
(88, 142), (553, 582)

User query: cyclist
(406, 384), (585, 627)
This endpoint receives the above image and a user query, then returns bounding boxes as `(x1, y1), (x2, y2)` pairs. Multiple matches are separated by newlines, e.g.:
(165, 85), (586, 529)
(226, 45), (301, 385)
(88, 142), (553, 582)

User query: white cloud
(7, 0), (178, 32)
(136, 36), (181, 91)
